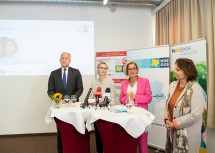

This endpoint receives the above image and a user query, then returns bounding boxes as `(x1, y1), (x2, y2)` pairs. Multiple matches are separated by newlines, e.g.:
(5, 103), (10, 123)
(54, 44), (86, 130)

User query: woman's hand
(166, 120), (175, 131)
(128, 92), (135, 100)
(126, 93), (131, 99)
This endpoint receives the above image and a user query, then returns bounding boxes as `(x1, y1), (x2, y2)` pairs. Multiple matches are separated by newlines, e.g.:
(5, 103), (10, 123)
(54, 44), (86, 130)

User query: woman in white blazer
(164, 58), (205, 153)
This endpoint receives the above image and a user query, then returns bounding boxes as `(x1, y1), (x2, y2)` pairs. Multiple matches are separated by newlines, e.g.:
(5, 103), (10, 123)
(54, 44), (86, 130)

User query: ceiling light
(103, 0), (108, 5)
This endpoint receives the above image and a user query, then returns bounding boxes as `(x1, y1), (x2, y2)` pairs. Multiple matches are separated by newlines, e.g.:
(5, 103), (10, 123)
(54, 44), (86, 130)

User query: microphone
(99, 88), (111, 107)
(94, 87), (102, 108)
(81, 88), (92, 109)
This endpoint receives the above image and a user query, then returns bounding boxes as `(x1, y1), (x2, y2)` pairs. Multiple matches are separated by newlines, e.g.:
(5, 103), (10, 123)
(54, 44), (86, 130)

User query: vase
(55, 102), (60, 108)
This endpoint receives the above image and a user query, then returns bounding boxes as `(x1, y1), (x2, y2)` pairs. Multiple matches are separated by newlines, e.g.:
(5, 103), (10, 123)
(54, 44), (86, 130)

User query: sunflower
(53, 93), (62, 102)
(49, 93), (62, 103)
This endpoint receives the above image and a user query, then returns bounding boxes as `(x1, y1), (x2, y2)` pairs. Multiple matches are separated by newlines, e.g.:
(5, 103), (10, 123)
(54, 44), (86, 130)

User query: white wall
(0, 2), (154, 134)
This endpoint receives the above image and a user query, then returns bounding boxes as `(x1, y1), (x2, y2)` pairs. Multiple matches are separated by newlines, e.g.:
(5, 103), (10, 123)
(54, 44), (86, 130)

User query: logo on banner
(171, 46), (197, 55)
(160, 58), (169, 68)
(151, 59), (159, 67)
(122, 58), (127, 64)
(115, 65), (124, 72)
(134, 57), (169, 68)
(151, 58), (169, 68)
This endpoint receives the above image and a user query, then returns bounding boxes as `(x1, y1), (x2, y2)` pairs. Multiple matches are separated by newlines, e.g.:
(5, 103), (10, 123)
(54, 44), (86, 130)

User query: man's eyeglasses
(99, 67), (108, 70)
(128, 68), (137, 71)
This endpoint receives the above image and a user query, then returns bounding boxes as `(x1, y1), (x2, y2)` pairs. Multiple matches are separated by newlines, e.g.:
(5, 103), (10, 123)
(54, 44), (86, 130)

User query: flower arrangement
(49, 93), (63, 108)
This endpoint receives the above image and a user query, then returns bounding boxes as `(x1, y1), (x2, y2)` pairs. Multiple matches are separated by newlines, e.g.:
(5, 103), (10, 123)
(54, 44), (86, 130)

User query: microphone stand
(95, 96), (99, 110)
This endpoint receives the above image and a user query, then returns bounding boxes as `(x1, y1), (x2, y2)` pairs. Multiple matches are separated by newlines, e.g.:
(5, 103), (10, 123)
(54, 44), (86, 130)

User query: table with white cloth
(45, 103), (91, 153)
(86, 105), (155, 153)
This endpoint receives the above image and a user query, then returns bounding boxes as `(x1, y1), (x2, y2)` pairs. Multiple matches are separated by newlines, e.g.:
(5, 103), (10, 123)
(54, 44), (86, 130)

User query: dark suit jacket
(47, 67), (83, 101)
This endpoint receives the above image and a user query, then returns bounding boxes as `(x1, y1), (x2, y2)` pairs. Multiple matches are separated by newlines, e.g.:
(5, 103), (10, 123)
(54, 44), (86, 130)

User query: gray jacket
(164, 81), (205, 153)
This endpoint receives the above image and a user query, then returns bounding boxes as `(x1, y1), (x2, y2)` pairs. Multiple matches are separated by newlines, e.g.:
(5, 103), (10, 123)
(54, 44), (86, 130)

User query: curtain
(207, 0), (215, 128)
(155, 0), (215, 128)
(155, 0), (204, 45)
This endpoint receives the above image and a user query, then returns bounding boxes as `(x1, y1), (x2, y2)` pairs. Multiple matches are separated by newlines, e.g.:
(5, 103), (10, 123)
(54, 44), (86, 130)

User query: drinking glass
(63, 95), (70, 103)
(71, 95), (77, 103)
(126, 96), (133, 113)
(108, 101), (115, 112)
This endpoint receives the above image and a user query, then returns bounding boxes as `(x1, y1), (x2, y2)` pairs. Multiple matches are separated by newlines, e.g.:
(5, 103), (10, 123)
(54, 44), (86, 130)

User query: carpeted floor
(0, 133), (164, 153)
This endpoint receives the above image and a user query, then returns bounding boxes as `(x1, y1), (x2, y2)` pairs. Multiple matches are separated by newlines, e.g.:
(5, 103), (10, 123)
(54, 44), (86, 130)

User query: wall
(207, 128), (215, 152)
(0, 2), (154, 134)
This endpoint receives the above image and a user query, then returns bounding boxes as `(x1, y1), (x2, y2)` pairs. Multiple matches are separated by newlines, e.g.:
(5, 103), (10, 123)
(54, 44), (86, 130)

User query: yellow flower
(49, 93), (62, 103)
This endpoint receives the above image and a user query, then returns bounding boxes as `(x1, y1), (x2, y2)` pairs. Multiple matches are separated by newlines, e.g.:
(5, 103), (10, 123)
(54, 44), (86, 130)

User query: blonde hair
(97, 61), (108, 68)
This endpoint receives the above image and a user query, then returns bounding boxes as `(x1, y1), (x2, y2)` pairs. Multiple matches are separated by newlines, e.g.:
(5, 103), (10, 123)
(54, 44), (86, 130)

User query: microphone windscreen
(105, 87), (111, 93)
(94, 87), (102, 98)
(96, 87), (102, 92)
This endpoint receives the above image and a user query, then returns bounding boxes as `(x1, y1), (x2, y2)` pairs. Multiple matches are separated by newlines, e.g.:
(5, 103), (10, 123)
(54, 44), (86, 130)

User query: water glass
(71, 95), (77, 103)
(63, 95), (70, 103)
(126, 97), (133, 113)
(108, 103), (115, 112)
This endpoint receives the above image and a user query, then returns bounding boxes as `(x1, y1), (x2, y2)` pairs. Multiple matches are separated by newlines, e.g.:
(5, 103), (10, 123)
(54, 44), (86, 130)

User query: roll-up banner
(170, 38), (207, 153)
(127, 46), (170, 149)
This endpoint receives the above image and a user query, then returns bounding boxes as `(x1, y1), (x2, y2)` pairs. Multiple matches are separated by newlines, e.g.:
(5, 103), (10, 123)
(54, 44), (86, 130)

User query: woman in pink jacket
(120, 61), (152, 153)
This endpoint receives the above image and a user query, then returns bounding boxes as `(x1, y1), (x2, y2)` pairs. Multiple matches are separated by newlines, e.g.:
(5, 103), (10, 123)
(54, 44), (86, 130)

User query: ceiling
(0, 0), (164, 6)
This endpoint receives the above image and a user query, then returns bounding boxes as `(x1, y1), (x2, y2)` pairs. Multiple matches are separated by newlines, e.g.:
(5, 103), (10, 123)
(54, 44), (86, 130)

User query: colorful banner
(170, 39), (207, 153)
(96, 51), (127, 103)
(127, 46), (170, 149)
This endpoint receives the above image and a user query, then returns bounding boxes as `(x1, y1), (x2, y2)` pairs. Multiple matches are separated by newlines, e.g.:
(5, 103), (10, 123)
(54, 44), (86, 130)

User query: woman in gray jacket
(164, 58), (205, 153)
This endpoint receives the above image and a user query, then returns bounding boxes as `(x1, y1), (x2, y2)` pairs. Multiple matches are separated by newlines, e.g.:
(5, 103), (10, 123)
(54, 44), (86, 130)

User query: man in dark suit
(47, 52), (83, 153)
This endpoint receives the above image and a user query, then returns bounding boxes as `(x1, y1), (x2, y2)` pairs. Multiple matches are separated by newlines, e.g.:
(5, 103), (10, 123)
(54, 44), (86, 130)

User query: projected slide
(0, 20), (94, 75)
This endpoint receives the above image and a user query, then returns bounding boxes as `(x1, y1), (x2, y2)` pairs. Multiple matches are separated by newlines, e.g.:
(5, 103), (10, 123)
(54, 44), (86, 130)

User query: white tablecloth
(45, 102), (91, 134)
(45, 103), (155, 138)
(86, 105), (155, 138)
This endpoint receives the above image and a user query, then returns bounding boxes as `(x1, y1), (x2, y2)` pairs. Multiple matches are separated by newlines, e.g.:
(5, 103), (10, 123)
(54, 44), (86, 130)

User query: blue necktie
(63, 69), (67, 90)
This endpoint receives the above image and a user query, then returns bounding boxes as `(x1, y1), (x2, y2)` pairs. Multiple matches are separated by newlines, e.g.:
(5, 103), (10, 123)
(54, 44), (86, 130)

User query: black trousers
(94, 124), (103, 153)
(57, 129), (63, 153)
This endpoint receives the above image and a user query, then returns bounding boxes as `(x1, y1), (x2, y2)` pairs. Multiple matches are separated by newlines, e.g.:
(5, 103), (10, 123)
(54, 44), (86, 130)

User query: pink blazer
(120, 77), (152, 110)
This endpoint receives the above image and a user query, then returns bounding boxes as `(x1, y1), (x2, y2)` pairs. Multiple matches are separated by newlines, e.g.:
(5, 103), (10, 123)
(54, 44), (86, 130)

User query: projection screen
(0, 20), (94, 75)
